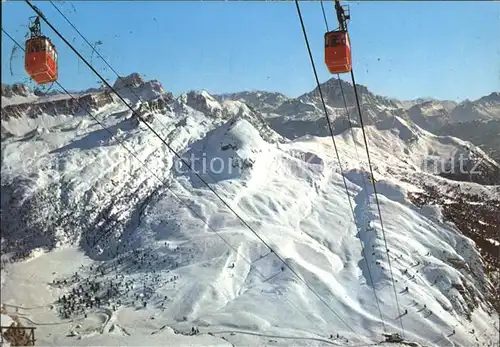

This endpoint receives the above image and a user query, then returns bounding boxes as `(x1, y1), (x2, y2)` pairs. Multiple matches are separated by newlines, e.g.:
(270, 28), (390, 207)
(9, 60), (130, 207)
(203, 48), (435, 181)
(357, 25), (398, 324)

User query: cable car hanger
(335, 0), (350, 32)
(28, 15), (41, 38)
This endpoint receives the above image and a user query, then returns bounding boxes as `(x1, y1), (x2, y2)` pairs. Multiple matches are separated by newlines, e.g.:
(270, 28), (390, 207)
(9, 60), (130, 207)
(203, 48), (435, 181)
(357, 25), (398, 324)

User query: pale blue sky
(2, 1), (499, 101)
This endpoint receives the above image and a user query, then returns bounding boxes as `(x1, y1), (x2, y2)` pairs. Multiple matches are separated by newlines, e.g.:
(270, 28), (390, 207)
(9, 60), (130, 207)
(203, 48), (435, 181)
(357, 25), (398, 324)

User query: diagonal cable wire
(319, 0), (405, 335)
(337, 75), (363, 170)
(321, 0), (404, 335)
(292, 0), (355, 232)
(328, 7), (404, 335)
(23, 0), (359, 335)
(318, 0), (387, 331)
(320, 0), (330, 32)
(297, 0), (386, 333)
(3, 27), (334, 338)
(349, 69), (405, 337)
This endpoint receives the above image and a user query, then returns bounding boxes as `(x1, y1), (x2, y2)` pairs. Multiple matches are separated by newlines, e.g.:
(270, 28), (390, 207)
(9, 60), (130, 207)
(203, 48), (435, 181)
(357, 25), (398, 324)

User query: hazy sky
(2, 1), (499, 101)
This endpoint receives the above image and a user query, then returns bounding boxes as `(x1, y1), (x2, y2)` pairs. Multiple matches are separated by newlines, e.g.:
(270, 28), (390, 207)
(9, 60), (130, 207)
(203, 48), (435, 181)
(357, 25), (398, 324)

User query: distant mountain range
(3, 78), (499, 164)
(216, 80), (500, 163)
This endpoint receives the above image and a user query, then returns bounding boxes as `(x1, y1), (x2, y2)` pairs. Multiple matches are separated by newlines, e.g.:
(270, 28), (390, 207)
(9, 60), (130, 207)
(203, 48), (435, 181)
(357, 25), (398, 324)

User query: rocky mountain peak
(1, 83), (33, 98)
(112, 72), (147, 90)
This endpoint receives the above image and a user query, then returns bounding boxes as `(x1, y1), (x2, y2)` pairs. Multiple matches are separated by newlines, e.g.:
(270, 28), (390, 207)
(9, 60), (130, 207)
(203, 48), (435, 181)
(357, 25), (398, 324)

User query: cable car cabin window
(28, 38), (54, 53)
(36, 40), (44, 52)
(28, 41), (38, 53)
(326, 32), (347, 47)
(41, 39), (49, 51)
(47, 44), (53, 59)
(28, 40), (40, 53)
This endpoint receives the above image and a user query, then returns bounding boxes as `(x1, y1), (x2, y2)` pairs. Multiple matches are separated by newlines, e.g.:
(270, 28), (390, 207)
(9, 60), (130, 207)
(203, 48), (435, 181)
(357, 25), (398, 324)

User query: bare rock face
(216, 91), (289, 113)
(1, 73), (175, 125)
(1, 92), (115, 122)
(141, 93), (175, 114)
(450, 92), (500, 123)
(112, 72), (146, 90)
(407, 100), (451, 131)
(1, 83), (33, 98)
(179, 90), (224, 119)
(109, 73), (169, 104)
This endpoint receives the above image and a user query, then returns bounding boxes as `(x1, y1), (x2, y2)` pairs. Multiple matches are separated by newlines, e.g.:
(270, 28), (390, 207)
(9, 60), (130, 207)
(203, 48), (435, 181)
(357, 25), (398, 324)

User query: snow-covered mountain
(407, 100), (453, 131)
(399, 98), (458, 113)
(1, 74), (499, 346)
(216, 90), (289, 113)
(220, 80), (500, 164)
(436, 119), (500, 165)
(449, 92), (500, 124)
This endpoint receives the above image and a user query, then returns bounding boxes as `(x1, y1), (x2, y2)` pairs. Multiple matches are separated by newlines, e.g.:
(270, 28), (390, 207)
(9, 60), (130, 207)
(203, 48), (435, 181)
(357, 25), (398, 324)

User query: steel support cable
(303, 0), (386, 333)
(321, 3), (370, 221)
(319, 0), (386, 331)
(323, 3), (402, 333)
(293, 0), (355, 230)
(320, 0), (329, 32)
(23, 1), (356, 334)
(3, 28), (329, 336)
(294, 0), (383, 336)
(323, 0), (404, 335)
(336, 75), (373, 199)
(349, 69), (405, 337)
(48, 0), (171, 135)
(336, 89), (388, 331)
(336, 75), (364, 173)
(330, 11), (388, 333)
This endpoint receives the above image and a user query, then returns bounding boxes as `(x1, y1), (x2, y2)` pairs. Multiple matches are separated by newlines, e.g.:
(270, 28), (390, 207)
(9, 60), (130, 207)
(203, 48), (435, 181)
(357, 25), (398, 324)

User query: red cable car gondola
(25, 16), (58, 85)
(325, 0), (352, 75)
(325, 30), (351, 74)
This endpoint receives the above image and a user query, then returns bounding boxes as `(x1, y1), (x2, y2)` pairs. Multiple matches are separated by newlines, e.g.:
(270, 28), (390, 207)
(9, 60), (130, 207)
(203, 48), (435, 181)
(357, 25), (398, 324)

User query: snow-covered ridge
(1, 74), (176, 139)
(216, 90), (290, 113)
(1, 83), (38, 107)
(0, 77), (286, 257)
(218, 80), (499, 161)
(0, 91), (113, 141)
(450, 93), (500, 123)
(111, 72), (168, 103)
